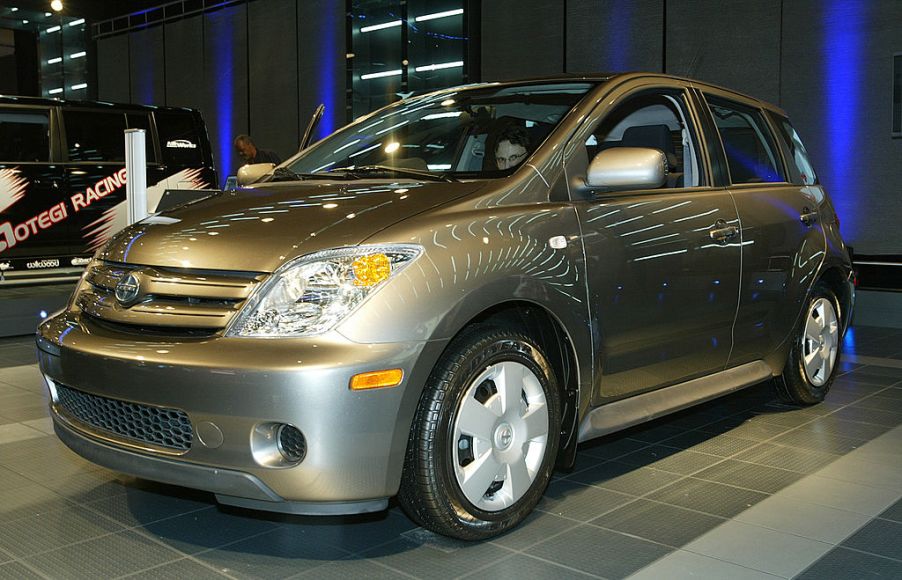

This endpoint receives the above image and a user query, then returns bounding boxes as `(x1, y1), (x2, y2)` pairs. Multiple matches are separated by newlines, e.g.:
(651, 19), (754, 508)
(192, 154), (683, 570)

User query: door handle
(800, 207), (818, 226)
(709, 219), (739, 243)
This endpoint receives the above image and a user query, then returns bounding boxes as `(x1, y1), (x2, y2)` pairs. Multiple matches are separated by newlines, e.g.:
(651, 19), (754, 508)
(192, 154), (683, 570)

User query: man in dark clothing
(234, 134), (282, 166)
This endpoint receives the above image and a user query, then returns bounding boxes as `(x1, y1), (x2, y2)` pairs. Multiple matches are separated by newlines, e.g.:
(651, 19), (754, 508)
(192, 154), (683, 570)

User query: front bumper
(37, 313), (446, 513)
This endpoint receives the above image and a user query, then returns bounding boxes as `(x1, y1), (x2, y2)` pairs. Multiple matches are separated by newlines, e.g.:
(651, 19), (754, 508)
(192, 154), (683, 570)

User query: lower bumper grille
(55, 384), (193, 452)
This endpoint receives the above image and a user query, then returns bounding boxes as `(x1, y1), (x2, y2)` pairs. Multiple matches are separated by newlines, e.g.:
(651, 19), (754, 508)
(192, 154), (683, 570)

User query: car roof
(475, 72), (789, 116)
(0, 94), (199, 113)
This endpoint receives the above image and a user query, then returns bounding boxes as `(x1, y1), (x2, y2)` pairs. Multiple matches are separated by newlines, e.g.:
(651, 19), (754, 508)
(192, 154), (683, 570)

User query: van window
(0, 108), (50, 162)
(126, 112), (158, 163)
(770, 114), (818, 186)
(706, 97), (785, 184)
(64, 110), (127, 162)
(155, 111), (203, 166)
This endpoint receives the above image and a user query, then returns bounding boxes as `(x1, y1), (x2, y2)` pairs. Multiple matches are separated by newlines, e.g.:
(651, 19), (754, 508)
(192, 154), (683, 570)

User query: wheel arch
(816, 264), (855, 334)
(438, 299), (582, 469)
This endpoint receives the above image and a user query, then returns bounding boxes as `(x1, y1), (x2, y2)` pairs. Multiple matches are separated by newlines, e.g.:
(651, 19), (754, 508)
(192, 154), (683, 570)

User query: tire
(399, 326), (561, 540)
(774, 286), (842, 404)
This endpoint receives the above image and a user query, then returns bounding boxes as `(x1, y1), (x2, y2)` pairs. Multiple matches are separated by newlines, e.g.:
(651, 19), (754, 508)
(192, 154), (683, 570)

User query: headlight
(227, 244), (422, 337)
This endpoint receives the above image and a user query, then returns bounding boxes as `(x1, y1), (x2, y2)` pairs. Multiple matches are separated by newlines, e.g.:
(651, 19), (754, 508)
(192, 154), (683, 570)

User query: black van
(0, 96), (216, 281)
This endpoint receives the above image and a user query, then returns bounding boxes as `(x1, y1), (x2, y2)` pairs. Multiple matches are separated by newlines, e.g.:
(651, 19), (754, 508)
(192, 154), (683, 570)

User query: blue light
(39, 310), (47, 318)
(316, 6), (339, 140)
(842, 325), (856, 350)
(608, 0), (633, 72)
(122, 231), (146, 261)
(824, 1), (868, 244)
(132, 34), (155, 104)
(208, 11), (235, 187)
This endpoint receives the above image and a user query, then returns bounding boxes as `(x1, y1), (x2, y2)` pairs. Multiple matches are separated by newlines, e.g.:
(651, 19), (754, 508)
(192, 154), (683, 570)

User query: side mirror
(237, 163), (275, 187)
(586, 147), (667, 190)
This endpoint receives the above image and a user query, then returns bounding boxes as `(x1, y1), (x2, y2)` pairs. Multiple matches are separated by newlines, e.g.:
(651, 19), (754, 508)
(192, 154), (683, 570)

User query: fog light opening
(276, 424), (306, 463)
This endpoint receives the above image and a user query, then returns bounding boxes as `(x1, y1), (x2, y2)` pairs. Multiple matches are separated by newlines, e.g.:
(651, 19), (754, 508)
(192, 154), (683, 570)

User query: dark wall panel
(298, 0), (345, 138)
(97, 35), (130, 103)
(666, 0), (781, 104)
(203, 4), (249, 182)
(782, 1), (902, 254)
(481, 0), (563, 81)
(566, 0), (663, 73)
(164, 16), (204, 109)
(128, 26), (165, 106)
(249, 0), (299, 161)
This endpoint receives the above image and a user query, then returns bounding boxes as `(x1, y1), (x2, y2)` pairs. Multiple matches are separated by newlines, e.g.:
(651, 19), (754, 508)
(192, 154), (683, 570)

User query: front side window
(284, 82), (596, 178)
(707, 97), (785, 184)
(0, 108), (50, 163)
(582, 90), (704, 189)
(64, 111), (127, 162)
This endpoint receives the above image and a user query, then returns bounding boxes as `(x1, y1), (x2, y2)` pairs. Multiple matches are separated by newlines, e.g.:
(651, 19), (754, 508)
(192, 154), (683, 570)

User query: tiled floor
(0, 325), (900, 579)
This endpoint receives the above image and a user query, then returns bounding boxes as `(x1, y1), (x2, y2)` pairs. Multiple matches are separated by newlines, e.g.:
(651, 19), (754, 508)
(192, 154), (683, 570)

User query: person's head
(234, 135), (257, 163)
(494, 125), (530, 170)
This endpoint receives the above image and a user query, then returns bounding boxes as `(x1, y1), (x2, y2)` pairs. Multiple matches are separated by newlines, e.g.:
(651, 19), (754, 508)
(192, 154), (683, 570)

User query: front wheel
(399, 327), (561, 540)
(774, 286), (842, 404)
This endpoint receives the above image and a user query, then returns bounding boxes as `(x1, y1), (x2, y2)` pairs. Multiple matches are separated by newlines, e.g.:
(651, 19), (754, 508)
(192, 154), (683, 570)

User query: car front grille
(76, 261), (266, 335)
(55, 384), (193, 452)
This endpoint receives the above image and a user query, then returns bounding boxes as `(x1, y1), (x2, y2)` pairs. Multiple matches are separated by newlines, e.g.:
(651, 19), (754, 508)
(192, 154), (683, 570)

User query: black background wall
(96, 0), (902, 254)
(97, 0), (343, 182)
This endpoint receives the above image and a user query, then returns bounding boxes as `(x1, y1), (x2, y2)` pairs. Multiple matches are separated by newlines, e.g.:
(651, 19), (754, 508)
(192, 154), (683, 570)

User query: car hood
(99, 180), (486, 272)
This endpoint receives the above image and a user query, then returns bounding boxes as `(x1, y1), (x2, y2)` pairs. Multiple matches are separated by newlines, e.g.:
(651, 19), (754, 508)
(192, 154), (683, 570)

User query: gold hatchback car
(37, 73), (853, 539)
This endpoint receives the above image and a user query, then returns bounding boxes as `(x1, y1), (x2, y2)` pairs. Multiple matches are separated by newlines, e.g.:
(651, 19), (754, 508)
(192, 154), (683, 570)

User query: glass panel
(287, 82), (593, 178)
(408, 1), (466, 94)
(64, 110), (127, 162)
(126, 113), (157, 163)
(707, 98), (785, 184)
(772, 115), (818, 186)
(39, 14), (89, 99)
(0, 108), (51, 162)
(155, 111), (204, 166)
(349, 0), (405, 119)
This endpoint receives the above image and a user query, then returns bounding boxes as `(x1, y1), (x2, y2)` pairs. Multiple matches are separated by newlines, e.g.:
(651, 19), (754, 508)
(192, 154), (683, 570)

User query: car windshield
(284, 82), (596, 179)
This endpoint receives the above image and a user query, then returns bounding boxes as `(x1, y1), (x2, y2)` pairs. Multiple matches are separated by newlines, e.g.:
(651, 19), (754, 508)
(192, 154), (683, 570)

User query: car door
(564, 81), (742, 403)
(698, 92), (827, 367)
(0, 104), (69, 271)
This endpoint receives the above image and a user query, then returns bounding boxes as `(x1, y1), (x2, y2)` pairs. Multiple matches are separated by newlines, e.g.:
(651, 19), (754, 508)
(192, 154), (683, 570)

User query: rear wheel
(774, 286), (841, 404)
(399, 327), (561, 540)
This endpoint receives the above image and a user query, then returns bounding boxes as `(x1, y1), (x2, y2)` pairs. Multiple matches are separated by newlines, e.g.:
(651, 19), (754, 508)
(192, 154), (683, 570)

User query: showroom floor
(0, 326), (899, 579)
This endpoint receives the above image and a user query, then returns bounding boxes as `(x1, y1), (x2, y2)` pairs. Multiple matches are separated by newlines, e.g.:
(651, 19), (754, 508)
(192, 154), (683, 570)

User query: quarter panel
(728, 184), (827, 365)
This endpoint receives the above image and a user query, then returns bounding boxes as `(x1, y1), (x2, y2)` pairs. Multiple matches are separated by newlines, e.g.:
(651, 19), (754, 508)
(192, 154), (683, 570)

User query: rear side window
(707, 97), (785, 184)
(0, 108), (50, 162)
(770, 114), (818, 185)
(64, 110), (127, 162)
(155, 111), (204, 166)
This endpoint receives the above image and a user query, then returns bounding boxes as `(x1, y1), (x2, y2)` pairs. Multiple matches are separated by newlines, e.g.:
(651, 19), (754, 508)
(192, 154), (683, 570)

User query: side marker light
(350, 369), (404, 390)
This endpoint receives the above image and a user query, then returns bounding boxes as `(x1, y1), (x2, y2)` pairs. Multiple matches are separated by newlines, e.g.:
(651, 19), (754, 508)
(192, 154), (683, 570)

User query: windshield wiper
(329, 165), (458, 182)
(267, 167), (343, 182)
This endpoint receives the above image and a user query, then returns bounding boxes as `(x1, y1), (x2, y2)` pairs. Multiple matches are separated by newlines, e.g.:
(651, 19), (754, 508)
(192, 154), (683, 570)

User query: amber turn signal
(352, 253), (391, 287)
(349, 368), (404, 390)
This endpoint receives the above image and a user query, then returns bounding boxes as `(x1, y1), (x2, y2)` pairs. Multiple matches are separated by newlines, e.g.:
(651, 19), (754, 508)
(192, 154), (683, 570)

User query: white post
(124, 128), (148, 224)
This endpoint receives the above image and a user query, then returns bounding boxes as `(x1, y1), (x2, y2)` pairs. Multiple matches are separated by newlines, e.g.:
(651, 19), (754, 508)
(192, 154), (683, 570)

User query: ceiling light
(360, 20), (401, 33)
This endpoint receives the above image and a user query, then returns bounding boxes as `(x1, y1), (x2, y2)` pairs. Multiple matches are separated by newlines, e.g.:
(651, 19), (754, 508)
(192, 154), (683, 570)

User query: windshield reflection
(285, 82), (596, 179)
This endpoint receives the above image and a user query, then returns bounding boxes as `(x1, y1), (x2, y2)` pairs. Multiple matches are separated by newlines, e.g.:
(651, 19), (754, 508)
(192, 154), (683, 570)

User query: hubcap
(452, 361), (549, 512)
(802, 297), (839, 387)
